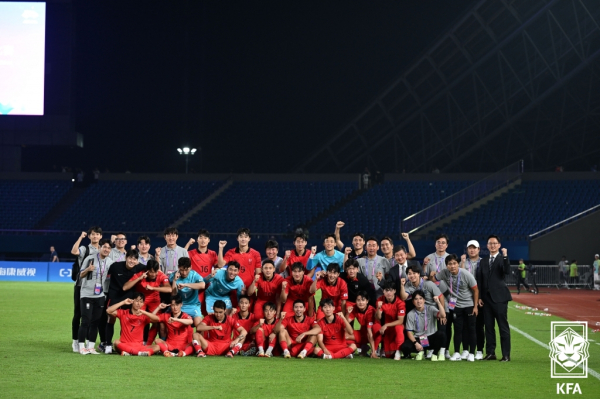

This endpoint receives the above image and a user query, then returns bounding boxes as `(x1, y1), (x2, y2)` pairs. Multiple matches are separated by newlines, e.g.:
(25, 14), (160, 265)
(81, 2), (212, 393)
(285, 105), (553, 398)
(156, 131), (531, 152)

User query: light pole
(177, 147), (197, 174)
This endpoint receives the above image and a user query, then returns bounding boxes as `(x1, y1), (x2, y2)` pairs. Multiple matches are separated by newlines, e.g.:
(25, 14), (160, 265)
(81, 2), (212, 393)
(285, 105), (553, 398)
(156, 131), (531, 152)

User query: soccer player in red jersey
(123, 260), (171, 312)
(187, 229), (217, 278)
(278, 300), (321, 359)
(230, 295), (258, 356)
(247, 259), (283, 319)
(107, 293), (160, 356)
(153, 295), (195, 357)
(310, 263), (348, 320)
(217, 228), (262, 290)
(346, 291), (381, 358)
(192, 300), (247, 358)
(376, 281), (406, 360)
(281, 232), (313, 276)
(281, 263), (314, 316)
(315, 298), (356, 359)
(250, 302), (281, 357)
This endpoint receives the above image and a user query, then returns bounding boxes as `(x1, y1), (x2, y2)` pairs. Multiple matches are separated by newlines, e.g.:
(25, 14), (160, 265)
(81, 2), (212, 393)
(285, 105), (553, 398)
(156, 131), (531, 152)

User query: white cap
(467, 240), (480, 248)
(596, 254), (599, 257)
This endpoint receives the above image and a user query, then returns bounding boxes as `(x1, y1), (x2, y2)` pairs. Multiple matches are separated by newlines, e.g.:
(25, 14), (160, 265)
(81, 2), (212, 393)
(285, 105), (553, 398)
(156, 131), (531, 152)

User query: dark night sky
(25, 0), (476, 174)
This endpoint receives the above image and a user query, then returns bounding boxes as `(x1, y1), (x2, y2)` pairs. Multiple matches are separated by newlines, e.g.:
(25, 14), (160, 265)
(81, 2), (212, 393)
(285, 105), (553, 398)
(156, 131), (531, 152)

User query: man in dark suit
(387, 245), (421, 293)
(477, 235), (512, 362)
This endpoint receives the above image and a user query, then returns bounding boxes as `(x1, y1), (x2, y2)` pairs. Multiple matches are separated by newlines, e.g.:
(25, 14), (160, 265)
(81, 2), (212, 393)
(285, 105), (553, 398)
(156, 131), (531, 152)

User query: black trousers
(516, 275), (529, 291)
(463, 306), (484, 352)
(78, 296), (106, 343)
(72, 285), (81, 340)
(401, 330), (445, 356)
(529, 272), (538, 293)
(453, 306), (476, 354)
(483, 292), (511, 357)
(445, 310), (454, 349)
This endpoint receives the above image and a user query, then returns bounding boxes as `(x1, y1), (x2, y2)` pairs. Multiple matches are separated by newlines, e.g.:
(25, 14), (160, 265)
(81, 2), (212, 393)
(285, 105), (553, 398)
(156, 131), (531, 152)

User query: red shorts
(165, 340), (190, 352)
(288, 342), (307, 357)
(116, 342), (152, 355)
(322, 343), (351, 354)
(205, 340), (232, 356)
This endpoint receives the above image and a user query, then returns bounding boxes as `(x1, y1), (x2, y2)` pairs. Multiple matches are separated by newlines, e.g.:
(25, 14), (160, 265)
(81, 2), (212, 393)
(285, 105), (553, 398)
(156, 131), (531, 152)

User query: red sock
(230, 343), (242, 355)
(303, 342), (314, 353)
(184, 346), (194, 356)
(157, 341), (168, 353)
(192, 340), (202, 353)
(147, 324), (158, 344)
(280, 341), (289, 351)
(332, 347), (354, 359)
(256, 330), (265, 348)
(315, 349), (324, 357)
(268, 337), (276, 350)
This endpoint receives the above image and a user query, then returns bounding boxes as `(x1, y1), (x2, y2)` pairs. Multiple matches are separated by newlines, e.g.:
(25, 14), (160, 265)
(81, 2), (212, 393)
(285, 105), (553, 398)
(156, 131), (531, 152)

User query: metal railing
(402, 160), (524, 234)
(529, 204), (600, 240)
(505, 265), (594, 289)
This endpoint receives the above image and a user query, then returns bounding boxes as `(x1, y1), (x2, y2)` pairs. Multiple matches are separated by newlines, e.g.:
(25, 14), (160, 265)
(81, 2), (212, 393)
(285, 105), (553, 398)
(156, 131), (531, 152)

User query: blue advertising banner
(0, 261), (47, 282)
(48, 262), (76, 283)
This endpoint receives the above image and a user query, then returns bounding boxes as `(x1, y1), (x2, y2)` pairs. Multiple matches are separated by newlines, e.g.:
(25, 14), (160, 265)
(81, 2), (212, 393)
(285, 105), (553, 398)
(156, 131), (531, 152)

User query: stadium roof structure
(296, 0), (600, 173)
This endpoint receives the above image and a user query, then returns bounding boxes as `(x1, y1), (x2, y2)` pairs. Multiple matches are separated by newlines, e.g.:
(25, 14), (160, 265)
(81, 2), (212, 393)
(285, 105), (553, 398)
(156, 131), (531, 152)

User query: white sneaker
(460, 350), (469, 360)
(393, 351), (401, 361)
(450, 352), (462, 361)
(467, 354), (475, 362)
(445, 351), (451, 359)
(257, 348), (265, 357)
(79, 348), (90, 355)
(345, 354), (354, 359)
(72, 341), (79, 353)
(105, 345), (112, 355)
(283, 349), (291, 358)
(425, 349), (434, 359)
(88, 348), (100, 355)
(323, 354), (332, 359)
(475, 351), (483, 360)
(298, 350), (307, 359)
(137, 351), (150, 356)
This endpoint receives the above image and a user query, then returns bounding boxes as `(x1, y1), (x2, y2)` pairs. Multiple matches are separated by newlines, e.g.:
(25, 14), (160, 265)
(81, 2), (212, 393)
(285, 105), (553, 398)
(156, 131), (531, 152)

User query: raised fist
(285, 250), (291, 258)
(214, 325), (223, 331)
(423, 257), (430, 266)
(346, 306), (354, 314)
(187, 238), (196, 245)
(174, 271), (181, 280)
(376, 271), (383, 281)
(336, 221), (345, 229)
(230, 308), (238, 315)
(336, 312), (345, 319)
(281, 281), (288, 289)
(280, 311), (287, 319)
(345, 247), (352, 255)
(461, 254), (467, 262)
(401, 232), (409, 240)
(155, 247), (162, 257)
(211, 267), (218, 277)
(111, 235), (116, 243)
(377, 301), (383, 310)
(501, 248), (508, 257)
(80, 231), (87, 239)
(259, 319), (265, 326)
(219, 241), (227, 249)
(400, 278), (406, 286)
(130, 245), (136, 250)
(254, 274), (260, 283)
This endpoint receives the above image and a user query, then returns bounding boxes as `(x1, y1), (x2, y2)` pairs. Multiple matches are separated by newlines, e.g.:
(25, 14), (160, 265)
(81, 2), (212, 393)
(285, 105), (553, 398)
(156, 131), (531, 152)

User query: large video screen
(0, 2), (46, 116)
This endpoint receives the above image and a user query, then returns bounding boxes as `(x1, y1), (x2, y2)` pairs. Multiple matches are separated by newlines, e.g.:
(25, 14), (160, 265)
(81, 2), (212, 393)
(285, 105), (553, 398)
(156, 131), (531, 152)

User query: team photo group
(70, 221), (513, 362)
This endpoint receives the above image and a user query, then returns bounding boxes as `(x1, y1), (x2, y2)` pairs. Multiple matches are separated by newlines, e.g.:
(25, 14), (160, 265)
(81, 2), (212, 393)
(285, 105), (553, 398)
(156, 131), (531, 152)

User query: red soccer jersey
(256, 274), (284, 302)
(284, 275), (314, 304)
(117, 309), (151, 343)
(158, 311), (192, 344)
(348, 305), (376, 329)
(188, 248), (218, 278)
(377, 295), (406, 324)
(317, 314), (347, 345)
(254, 318), (279, 337)
(202, 314), (240, 342)
(224, 247), (262, 288)
(317, 277), (349, 312)
(232, 312), (257, 338)
(286, 249), (311, 273)
(282, 315), (315, 341)
(129, 271), (170, 304)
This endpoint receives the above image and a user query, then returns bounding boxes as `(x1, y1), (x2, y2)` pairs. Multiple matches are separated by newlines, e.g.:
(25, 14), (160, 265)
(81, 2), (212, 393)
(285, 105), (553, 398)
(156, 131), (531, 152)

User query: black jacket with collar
(477, 254), (512, 304)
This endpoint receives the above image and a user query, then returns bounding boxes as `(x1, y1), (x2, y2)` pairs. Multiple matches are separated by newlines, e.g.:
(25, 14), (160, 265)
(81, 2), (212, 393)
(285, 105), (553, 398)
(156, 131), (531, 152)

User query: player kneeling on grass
(375, 281), (406, 360)
(402, 290), (447, 361)
(315, 298), (357, 359)
(192, 300), (247, 358)
(106, 292), (160, 356)
(278, 300), (321, 359)
(250, 302), (281, 357)
(346, 291), (380, 358)
(153, 295), (195, 357)
(230, 295), (258, 356)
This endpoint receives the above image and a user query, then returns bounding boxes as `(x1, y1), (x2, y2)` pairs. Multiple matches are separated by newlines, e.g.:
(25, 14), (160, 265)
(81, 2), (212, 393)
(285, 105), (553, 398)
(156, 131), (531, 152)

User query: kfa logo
(556, 383), (581, 394)
(549, 321), (589, 378)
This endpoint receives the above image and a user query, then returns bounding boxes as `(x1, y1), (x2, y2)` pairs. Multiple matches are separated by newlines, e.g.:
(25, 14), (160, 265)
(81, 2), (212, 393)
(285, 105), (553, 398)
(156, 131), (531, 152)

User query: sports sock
(87, 342), (95, 350)
(146, 325), (158, 345)
(303, 342), (314, 353)
(157, 341), (168, 353)
(315, 349), (324, 357)
(78, 342), (86, 351)
(279, 341), (289, 351)
(255, 330), (265, 348)
(192, 340), (202, 353)
(230, 343), (242, 355)
(332, 347), (354, 359)
(184, 346), (194, 356)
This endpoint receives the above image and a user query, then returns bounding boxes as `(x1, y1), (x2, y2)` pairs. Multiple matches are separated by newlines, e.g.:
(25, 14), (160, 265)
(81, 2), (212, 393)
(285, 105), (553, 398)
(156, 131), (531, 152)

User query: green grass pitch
(1, 282), (599, 398)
